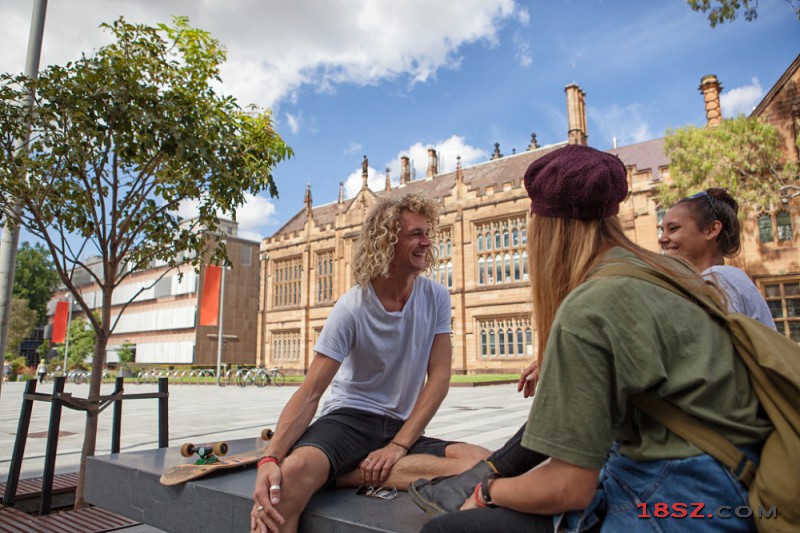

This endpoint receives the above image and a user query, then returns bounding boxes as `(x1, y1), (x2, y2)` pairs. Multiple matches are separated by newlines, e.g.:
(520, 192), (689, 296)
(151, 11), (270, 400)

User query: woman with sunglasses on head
(417, 145), (770, 533)
(659, 188), (776, 329)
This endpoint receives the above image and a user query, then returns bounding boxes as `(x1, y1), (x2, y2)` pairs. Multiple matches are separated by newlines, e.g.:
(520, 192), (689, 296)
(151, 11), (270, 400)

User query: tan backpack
(595, 264), (800, 533)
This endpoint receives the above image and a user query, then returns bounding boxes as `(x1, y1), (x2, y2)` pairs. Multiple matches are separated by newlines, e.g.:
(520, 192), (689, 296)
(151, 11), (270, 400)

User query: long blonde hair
(528, 213), (725, 362)
(353, 193), (440, 286)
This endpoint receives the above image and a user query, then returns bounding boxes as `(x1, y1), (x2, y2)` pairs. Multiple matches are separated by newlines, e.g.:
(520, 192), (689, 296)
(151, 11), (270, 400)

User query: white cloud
(285, 111), (301, 134)
(343, 142), (363, 155)
(175, 193), (278, 241)
(721, 77), (764, 117)
(341, 135), (488, 198)
(588, 103), (653, 148)
(1, 1), (520, 109)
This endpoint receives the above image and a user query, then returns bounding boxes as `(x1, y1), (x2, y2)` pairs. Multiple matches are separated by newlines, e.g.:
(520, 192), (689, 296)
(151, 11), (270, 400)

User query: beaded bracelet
(257, 455), (280, 469)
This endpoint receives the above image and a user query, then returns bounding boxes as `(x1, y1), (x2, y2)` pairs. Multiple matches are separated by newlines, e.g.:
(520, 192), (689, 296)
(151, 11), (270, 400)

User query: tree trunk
(73, 318), (110, 508)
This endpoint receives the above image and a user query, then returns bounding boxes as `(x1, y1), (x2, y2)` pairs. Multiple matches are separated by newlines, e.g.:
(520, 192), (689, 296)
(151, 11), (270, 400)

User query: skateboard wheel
(180, 443), (195, 458)
(213, 441), (228, 457)
(261, 428), (274, 441)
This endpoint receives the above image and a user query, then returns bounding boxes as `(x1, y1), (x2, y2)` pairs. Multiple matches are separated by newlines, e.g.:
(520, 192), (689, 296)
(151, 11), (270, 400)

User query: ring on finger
(365, 457), (372, 463)
(257, 505), (264, 512)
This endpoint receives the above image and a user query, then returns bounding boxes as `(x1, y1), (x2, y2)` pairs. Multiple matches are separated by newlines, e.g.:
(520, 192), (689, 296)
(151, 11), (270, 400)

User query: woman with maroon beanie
(417, 144), (770, 532)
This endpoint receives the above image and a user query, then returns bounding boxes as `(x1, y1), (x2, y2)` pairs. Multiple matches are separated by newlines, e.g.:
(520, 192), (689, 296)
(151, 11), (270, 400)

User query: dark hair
(676, 187), (740, 256)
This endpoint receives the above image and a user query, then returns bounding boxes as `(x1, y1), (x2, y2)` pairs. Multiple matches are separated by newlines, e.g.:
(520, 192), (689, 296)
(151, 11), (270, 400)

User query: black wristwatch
(480, 472), (502, 507)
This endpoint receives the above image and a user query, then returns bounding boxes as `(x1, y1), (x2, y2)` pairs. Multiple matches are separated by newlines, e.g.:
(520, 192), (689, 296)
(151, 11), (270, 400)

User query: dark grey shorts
(291, 407), (453, 488)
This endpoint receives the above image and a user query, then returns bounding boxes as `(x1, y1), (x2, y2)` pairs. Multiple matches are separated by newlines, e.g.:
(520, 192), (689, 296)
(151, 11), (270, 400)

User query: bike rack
(2, 376), (169, 515)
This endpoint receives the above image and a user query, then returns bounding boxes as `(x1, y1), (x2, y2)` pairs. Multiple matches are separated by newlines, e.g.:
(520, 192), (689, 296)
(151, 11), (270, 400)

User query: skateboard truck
(180, 441), (229, 465)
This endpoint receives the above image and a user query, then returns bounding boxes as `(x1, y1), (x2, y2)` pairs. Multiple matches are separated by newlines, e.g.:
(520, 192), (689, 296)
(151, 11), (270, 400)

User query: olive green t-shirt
(521, 248), (771, 470)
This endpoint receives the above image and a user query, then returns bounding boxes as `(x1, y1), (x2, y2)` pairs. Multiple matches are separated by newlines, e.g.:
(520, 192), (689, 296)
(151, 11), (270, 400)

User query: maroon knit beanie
(524, 145), (628, 219)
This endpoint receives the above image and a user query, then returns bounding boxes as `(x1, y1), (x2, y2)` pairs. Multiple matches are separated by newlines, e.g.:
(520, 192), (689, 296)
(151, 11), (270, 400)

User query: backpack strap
(632, 396), (756, 486)
(592, 263), (756, 487)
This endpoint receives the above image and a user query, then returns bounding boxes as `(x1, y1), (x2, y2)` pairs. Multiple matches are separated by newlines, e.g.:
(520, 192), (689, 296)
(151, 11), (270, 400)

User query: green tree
(7, 297), (36, 357)
(656, 116), (800, 210)
(687, 0), (800, 26)
(13, 241), (59, 326)
(55, 316), (96, 370)
(117, 342), (135, 366)
(0, 17), (292, 507)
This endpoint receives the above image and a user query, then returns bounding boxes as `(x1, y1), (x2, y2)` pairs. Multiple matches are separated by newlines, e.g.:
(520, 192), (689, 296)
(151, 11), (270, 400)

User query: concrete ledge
(86, 437), (429, 532)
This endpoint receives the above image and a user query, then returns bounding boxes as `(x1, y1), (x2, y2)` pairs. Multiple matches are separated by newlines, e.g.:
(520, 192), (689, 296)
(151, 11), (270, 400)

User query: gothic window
(273, 257), (302, 308)
(475, 217), (527, 286)
(478, 317), (533, 359)
(316, 251), (334, 304)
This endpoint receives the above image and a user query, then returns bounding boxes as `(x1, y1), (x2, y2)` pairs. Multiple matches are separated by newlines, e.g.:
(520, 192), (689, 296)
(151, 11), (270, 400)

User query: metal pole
(0, 0), (48, 399)
(158, 377), (169, 448)
(62, 295), (73, 374)
(111, 376), (124, 454)
(3, 379), (37, 505)
(40, 375), (65, 516)
(215, 263), (226, 386)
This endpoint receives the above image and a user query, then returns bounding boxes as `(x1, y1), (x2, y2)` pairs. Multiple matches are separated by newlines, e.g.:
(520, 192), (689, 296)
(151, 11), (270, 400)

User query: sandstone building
(258, 56), (800, 375)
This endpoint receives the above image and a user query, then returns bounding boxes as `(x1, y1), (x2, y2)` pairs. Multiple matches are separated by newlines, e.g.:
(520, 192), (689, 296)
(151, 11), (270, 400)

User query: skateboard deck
(160, 428), (273, 486)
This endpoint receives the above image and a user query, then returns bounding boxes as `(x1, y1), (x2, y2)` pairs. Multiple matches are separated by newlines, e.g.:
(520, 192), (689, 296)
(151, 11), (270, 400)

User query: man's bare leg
(260, 446), (329, 533)
(337, 442), (490, 489)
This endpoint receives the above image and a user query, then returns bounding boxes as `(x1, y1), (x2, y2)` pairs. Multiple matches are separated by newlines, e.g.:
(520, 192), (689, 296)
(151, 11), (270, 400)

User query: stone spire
(492, 143), (502, 160)
(338, 181), (344, 204)
(385, 167), (391, 191)
(565, 83), (588, 145)
(528, 133), (539, 150)
(361, 155), (369, 191)
(304, 183), (312, 215)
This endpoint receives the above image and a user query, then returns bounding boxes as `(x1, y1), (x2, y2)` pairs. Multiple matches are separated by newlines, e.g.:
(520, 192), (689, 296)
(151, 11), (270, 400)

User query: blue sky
(1, 0), (798, 243)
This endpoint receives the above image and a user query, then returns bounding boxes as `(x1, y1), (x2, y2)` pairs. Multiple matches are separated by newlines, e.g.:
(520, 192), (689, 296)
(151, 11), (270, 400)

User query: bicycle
(265, 366), (285, 387)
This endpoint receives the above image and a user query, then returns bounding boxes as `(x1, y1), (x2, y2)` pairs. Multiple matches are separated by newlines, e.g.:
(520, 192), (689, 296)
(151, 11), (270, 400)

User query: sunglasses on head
(687, 191), (718, 220)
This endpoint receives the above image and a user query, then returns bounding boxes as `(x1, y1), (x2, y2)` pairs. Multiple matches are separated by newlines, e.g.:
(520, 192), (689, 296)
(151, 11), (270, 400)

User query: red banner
(52, 300), (70, 343)
(199, 265), (222, 326)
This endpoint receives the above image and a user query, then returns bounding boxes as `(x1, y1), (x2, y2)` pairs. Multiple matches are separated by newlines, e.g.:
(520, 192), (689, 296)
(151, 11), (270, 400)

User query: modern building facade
(257, 55), (800, 375)
(47, 219), (261, 367)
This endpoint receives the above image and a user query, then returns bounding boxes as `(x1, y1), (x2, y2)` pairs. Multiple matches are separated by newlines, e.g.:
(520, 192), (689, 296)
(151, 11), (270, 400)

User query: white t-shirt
(314, 275), (452, 420)
(703, 265), (777, 330)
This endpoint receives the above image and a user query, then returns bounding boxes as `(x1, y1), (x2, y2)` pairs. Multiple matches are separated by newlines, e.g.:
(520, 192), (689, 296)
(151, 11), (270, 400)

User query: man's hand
(251, 463), (285, 533)
(517, 360), (539, 398)
(359, 442), (407, 487)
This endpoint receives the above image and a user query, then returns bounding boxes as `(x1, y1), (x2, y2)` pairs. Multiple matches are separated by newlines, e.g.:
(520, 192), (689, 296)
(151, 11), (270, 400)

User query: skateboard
(159, 428), (274, 486)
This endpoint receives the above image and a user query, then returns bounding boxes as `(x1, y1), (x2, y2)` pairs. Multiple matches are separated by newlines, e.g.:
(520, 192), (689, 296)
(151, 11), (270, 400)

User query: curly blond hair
(353, 193), (441, 286)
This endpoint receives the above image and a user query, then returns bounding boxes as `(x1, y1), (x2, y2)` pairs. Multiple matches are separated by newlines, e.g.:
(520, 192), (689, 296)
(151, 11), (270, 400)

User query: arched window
(516, 328), (524, 354)
(777, 211), (793, 241)
(507, 328), (514, 355)
(489, 330), (496, 356)
(446, 240), (452, 256)
(477, 234), (484, 252)
(447, 261), (453, 287)
(478, 258), (485, 285)
(487, 257), (494, 284)
(481, 330), (488, 357)
(439, 241), (445, 257)
(513, 252), (521, 281)
(485, 233), (492, 251)
(525, 328), (533, 355)
(494, 231), (501, 249)
(498, 329), (505, 355)
(521, 227), (527, 244)
(495, 254), (502, 283)
(504, 253), (511, 283)
(522, 251), (529, 280)
(758, 214), (773, 243)
(512, 228), (519, 247)
(503, 230), (509, 248)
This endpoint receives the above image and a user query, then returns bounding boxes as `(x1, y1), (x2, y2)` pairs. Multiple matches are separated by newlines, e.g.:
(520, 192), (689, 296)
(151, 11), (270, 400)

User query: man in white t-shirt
(251, 193), (489, 532)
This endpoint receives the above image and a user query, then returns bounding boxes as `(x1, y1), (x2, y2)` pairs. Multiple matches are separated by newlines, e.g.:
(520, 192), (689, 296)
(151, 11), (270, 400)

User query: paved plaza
(1, 380), (531, 482)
